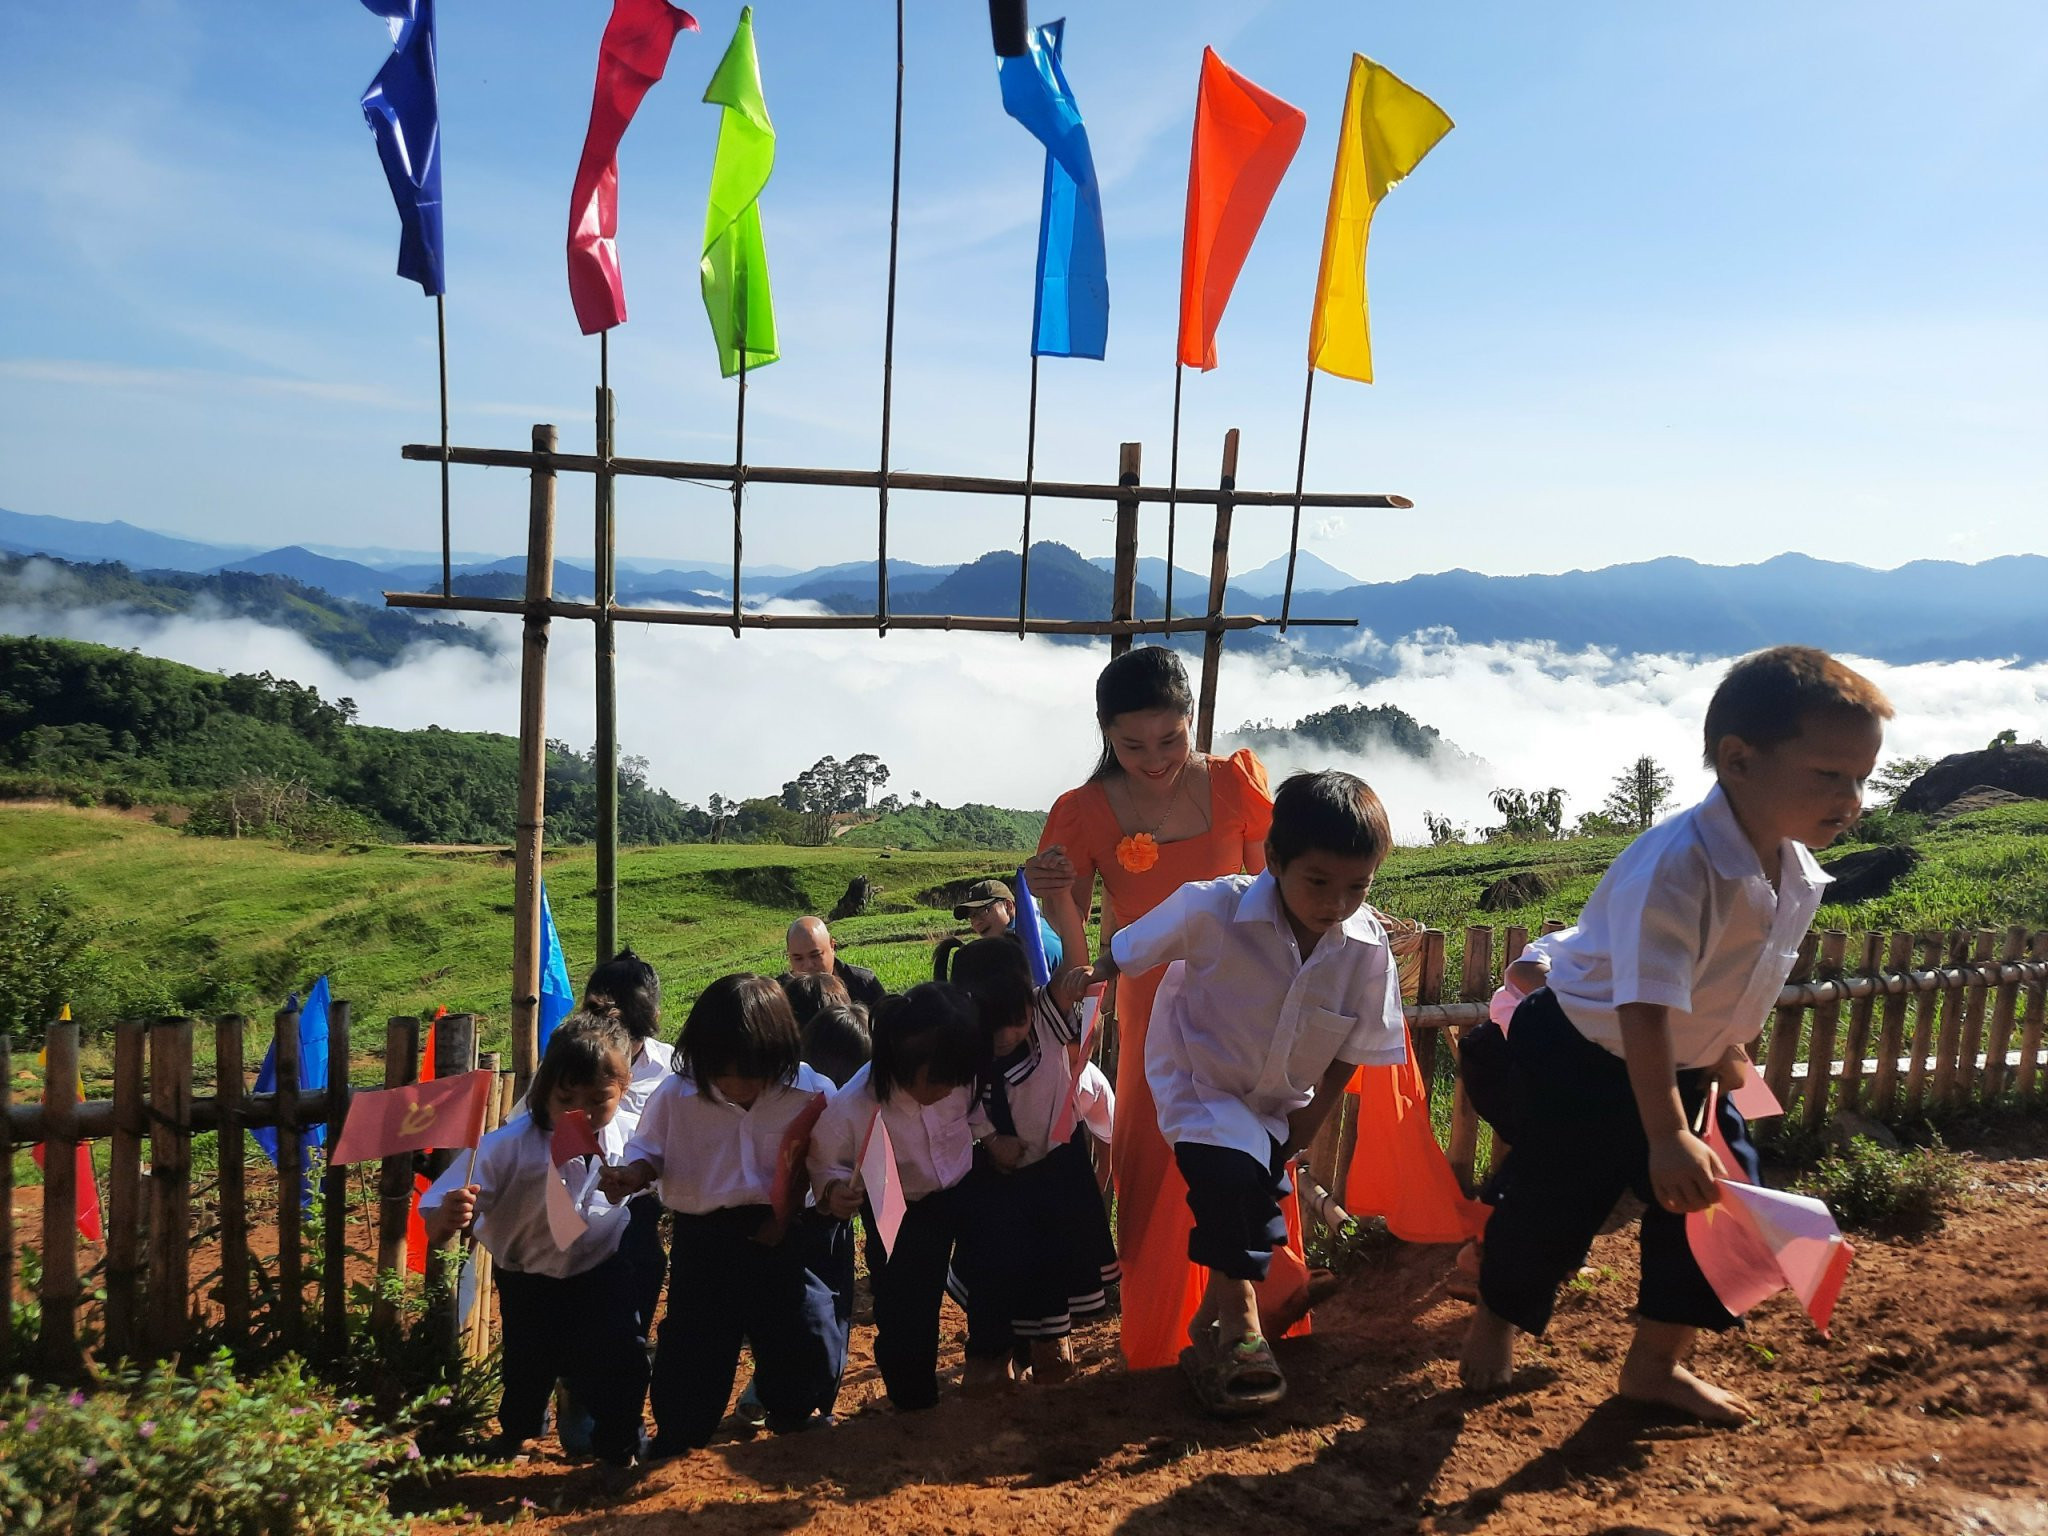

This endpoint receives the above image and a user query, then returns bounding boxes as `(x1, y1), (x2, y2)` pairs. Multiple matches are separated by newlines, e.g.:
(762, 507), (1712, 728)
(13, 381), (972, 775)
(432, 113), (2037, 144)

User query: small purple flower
(519, 1499), (536, 1511)
(434, 1395), (452, 1407)
(81, 1457), (99, 1477)
(67, 1391), (86, 1408)
(339, 1399), (360, 1415)
(24, 1417), (40, 1434)
(289, 1406), (309, 1417)
(138, 1421), (155, 1440)
(405, 1440), (421, 1461)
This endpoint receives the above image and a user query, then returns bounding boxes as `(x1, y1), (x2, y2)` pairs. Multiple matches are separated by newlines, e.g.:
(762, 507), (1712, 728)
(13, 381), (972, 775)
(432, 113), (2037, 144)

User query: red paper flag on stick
(549, 1108), (605, 1168)
(1178, 47), (1307, 370)
(332, 1069), (493, 1166)
(567, 0), (700, 335)
(770, 1092), (829, 1225)
(34, 1026), (103, 1243)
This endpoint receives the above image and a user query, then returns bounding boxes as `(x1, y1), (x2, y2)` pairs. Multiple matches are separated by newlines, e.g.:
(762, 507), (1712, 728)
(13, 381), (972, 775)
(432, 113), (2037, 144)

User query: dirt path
(416, 1139), (2048, 1536)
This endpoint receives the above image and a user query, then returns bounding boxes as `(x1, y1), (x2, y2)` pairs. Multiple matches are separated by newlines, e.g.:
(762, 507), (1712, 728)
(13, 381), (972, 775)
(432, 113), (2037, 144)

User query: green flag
(701, 6), (777, 378)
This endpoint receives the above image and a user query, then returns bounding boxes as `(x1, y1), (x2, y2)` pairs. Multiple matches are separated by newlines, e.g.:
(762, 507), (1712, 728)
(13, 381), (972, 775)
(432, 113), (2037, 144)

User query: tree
(1600, 755), (1675, 833)
(1870, 755), (1933, 806)
(842, 753), (890, 810)
(1422, 810), (1463, 846)
(1487, 787), (1565, 841)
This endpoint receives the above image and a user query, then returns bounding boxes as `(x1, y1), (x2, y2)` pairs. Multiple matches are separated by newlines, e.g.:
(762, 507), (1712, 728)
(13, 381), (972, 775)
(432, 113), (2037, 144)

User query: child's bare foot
(1029, 1336), (1077, 1384)
(1459, 1304), (1518, 1391)
(1616, 1355), (1752, 1424)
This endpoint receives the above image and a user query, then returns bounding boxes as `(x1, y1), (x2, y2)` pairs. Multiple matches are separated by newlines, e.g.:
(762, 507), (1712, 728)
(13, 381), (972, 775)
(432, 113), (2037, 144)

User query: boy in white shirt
(1089, 770), (1406, 1417)
(1460, 645), (1891, 1423)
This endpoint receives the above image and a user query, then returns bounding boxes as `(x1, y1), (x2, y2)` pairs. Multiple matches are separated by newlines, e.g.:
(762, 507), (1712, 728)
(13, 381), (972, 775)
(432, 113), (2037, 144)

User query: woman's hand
(819, 1178), (863, 1221)
(983, 1135), (1027, 1173)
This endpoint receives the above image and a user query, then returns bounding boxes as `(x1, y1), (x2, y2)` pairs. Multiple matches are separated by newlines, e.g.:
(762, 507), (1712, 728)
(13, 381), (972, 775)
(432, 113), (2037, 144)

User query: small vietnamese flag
(549, 1108), (604, 1168)
(35, 1005), (103, 1243)
(770, 1092), (828, 1225)
(331, 1070), (493, 1166)
(856, 1110), (906, 1257)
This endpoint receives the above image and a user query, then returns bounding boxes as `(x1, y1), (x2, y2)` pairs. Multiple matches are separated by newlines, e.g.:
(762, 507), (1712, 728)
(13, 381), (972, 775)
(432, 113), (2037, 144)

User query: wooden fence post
(465, 1054), (504, 1360)
(1762, 933), (1817, 1120)
(0, 1037), (11, 1363)
(274, 1006), (304, 1352)
(216, 1015), (250, 1347)
(424, 1014), (479, 1356)
(323, 999), (353, 1350)
(1984, 927), (2026, 1101)
(1929, 931), (1972, 1106)
(1954, 928), (1997, 1104)
(1903, 934), (1944, 1115)
(105, 1020), (148, 1360)
(36, 1018), (84, 1375)
(373, 1017), (421, 1341)
(146, 1018), (195, 1359)
(1108, 442), (1141, 661)
(1870, 932), (1914, 1116)
(1837, 932), (1884, 1118)
(1414, 929), (1447, 1096)
(1447, 925), (1492, 1192)
(2019, 931), (2048, 1101)
(1801, 931), (1850, 1132)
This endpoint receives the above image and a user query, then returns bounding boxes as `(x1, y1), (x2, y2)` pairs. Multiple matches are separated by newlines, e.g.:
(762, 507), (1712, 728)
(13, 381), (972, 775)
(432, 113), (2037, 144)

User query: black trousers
(1478, 989), (1760, 1335)
(868, 1180), (1008, 1410)
(1174, 1138), (1291, 1284)
(494, 1248), (649, 1460)
(649, 1205), (840, 1450)
(955, 1136), (1120, 1338)
(795, 1211), (854, 1416)
(620, 1193), (667, 1342)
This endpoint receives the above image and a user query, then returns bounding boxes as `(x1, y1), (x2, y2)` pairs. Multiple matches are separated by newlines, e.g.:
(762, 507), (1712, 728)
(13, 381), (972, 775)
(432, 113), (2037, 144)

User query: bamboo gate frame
(9, 925), (2047, 1375)
(382, 419), (1407, 1093)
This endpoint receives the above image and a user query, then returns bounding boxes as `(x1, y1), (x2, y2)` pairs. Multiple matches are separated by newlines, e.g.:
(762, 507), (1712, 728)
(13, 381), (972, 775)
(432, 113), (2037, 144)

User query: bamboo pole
(0, 1037), (11, 1363)
(595, 379), (619, 965)
(876, 0), (905, 635)
(1983, 926), (2026, 1101)
(323, 999), (352, 1350)
(1761, 934), (1818, 1120)
(1903, 934), (1944, 1115)
(1193, 429), (1239, 753)
(1108, 443), (1141, 662)
(511, 424), (558, 1096)
(1165, 364), (1184, 623)
(275, 1006), (304, 1351)
(145, 1018), (194, 1359)
(464, 1054), (503, 1360)
(423, 1015), (478, 1355)
(216, 1015), (249, 1346)
(437, 292), (452, 597)
(1279, 366), (1316, 632)
(105, 1020), (147, 1359)
(1870, 931), (1914, 1115)
(1413, 928), (1447, 1095)
(2019, 931), (2048, 1100)
(37, 1017), (83, 1375)
(1837, 932), (1884, 1117)
(1801, 931), (1849, 1132)
(1954, 928), (1997, 1103)
(1017, 353), (1040, 638)
(372, 1017), (421, 1341)
(1447, 925), (1492, 1192)
(1929, 931), (1972, 1106)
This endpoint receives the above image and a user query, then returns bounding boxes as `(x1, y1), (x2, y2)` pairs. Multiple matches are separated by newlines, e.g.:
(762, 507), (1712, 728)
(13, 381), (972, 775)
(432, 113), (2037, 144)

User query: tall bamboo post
(1108, 442), (1141, 661)
(1413, 928), (1447, 1092)
(37, 1016), (83, 1375)
(145, 1018), (194, 1359)
(105, 1020), (147, 1359)
(323, 999), (353, 1349)
(423, 1014), (478, 1355)
(372, 1016), (422, 1341)
(1194, 429), (1239, 753)
(595, 387), (619, 963)
(216, 1015), (250, 1345)
(512, 424), (558, 1094)
(274, 1005), (304, 1352)
(1447, 924), (1493, 1191)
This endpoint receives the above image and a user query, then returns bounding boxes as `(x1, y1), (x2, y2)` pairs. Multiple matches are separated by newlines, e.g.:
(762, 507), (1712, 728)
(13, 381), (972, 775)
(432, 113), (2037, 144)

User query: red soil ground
(414, 1128), (2048, 1536)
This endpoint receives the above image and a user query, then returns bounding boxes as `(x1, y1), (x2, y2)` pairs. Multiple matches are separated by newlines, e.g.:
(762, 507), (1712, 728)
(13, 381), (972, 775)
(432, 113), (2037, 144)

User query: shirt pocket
(1285, 1006), (1358, 1092)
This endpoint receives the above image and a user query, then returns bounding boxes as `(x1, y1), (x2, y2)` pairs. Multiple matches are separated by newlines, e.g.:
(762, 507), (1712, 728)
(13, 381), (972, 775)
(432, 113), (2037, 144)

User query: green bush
(0, 1353), (456, 1536)
(1796, 1134), (1972, 1236)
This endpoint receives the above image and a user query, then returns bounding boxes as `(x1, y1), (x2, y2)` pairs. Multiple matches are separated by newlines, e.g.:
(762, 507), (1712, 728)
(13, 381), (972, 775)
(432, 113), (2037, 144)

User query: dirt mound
(414, 1137), (2048, 1536)
(1896, 742), (2048, 813)
(1479, 870), (1556, 912)
(1818, 843), (1919, 903)
(702, 864), (811, 913)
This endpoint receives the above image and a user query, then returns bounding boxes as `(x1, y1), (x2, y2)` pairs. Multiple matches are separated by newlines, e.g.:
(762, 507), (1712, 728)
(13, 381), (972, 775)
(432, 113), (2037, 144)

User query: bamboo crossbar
(381, 591), (1354, 634)
(4, 1086), (338, 1142)
(398, 441), (1414, 510)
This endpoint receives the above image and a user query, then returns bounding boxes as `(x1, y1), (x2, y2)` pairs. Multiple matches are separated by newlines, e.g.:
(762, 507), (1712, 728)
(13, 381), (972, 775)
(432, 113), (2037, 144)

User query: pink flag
(1047, 983), (1106, 1146)
(331, 1069), (493, 1166)
(1728, 1059), (1784, 1119)
(566, 0), (700, 335)
(549, 1108), (604, 1167)
(857, 1110), (906, 1257)
(770, 1092), (829, 1225)
(544, 1164), (590, 1248)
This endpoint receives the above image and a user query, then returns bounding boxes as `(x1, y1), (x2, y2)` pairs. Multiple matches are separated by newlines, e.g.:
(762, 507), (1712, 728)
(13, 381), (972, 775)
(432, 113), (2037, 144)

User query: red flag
(406, 1171), (432, 1275)
(567, 0), (700, 335)
(331, 1070), (493, 1166)
(770, 1092), (829, 1225)
(1177, 47), (1307, 370)
(549, 1108), (604, 1168)
(33, 1040), (102, 1243)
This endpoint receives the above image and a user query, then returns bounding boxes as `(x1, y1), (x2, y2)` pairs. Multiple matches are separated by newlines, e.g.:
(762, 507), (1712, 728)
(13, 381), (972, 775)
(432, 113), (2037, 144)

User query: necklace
(1114, 756), (1194, 873)
(1128, 757), (1191, 837)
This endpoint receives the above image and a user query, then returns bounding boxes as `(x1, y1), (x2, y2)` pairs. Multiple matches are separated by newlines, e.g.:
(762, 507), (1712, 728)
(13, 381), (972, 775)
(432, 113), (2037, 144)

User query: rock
(1826, 1111), (1901, 1152)
(1818, 843), (1920, 902)
(1896, 742), (2048, 814)
(826, 875), (874, 922)
(1928, 786), (2028, 825)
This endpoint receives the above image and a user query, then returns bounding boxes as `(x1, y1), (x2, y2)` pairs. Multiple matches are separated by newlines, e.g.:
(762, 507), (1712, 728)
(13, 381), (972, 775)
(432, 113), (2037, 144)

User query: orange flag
(34, 1026), (103, 1243)
(405, 1007), (448, 1275)
(332, 1070), (493, 1167)
(1342, 1040), (1487, 1244)
(1177, 47), (1307, 371)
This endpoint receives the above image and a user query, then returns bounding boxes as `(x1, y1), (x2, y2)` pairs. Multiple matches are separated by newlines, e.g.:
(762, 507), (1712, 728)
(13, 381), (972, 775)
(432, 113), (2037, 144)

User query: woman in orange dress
(1027, 647), (1314, 1371)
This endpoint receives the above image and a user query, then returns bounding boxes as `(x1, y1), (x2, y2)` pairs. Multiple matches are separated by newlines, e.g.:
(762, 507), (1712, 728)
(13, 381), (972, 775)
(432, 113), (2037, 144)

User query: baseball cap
(952, 878), (1014, 919)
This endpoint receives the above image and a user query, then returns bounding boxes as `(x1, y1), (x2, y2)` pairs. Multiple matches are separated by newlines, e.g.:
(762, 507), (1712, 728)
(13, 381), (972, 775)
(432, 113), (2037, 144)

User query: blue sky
(2, 1), (2043, 583)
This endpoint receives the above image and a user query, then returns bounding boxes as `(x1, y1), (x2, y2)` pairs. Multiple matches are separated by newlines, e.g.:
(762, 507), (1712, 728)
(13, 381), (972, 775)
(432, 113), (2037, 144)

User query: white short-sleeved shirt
(1539, 784), (1830, 1069)
(807, 1061), (974, 1202)
(968, 987), (1099, 1167)
(1115, 871), (1408, 1162)
(621, 1037), (676, 1127)
(418, 1116), (631, 1280)
(624, 1064), (834, 1215)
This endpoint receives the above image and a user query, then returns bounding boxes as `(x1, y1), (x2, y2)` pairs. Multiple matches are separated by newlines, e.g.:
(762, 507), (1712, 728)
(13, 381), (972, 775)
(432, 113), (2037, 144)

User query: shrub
(0, 1352), (458, 1536)
(1796, 1134), (1972, 1236)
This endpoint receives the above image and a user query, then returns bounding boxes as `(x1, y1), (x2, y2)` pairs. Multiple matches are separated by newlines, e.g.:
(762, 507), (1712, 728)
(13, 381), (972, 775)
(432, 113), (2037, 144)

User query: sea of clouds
(9, 590), (2047, 844)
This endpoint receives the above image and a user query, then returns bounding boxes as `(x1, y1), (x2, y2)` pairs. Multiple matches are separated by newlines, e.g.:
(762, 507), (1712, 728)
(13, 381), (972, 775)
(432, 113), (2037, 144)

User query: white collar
(1233, 869), (1386, 951)
(1697, 784), (1832, 892)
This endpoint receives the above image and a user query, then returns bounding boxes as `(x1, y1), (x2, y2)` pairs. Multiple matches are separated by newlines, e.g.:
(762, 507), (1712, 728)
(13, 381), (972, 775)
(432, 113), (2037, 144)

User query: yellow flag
(1306, 54), (1452, 383)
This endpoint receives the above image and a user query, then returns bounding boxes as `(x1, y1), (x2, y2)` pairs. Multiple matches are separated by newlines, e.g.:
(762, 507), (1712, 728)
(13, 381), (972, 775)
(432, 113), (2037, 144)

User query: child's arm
(1282, 1059), (1357, 1158)
(1618, 1002), (1721, 1212)
(807, 1093), (864, 1217)
(1085, 881), (1202, 988)
(597, 1158), (656, 1203)
(421, 1184), (478, 1242)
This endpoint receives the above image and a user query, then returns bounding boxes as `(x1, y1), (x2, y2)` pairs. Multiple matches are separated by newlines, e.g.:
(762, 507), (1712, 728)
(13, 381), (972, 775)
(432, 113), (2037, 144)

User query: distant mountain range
(2, 506), (2042, 666)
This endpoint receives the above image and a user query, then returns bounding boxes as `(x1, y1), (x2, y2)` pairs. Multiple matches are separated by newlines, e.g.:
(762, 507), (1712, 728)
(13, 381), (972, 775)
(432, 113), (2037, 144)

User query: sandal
(1179, 1325), (1287, 1419)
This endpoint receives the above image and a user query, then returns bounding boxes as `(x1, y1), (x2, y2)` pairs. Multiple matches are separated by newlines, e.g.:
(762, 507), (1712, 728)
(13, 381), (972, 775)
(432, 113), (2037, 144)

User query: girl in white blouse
(808, 983), (1011, 1407)
(601, 975), (839, 1454)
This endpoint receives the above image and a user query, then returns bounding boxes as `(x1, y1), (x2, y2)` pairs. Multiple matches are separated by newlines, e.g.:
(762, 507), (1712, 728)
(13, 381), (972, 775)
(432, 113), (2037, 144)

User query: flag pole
(436, 293), (452, 597)
(732, 322), (748, 640)
(875, 0), (905, 636)
(1279, 363), (1316, 633)
(1016, 352), (1039, 638)
(595, 330), (618, 964)
(1165, 361), (1183, 621)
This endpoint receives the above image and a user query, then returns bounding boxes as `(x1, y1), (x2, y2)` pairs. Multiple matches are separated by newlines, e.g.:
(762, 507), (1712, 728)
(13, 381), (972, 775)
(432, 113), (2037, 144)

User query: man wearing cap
(953, 878), (1064, 970)
(783, 916), (888, 1014)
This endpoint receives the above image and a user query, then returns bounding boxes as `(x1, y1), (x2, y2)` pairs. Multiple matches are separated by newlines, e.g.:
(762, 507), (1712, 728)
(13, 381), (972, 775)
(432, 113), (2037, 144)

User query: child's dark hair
(801, 1003), (872, 1090)
(678, 973), (801, 1089)
(1089, 646), (1194, 781)
(1702, 645), (1894, 769)
(869, 982), (986, 1103)
(1267, 769), (1393, 872)
(525, 1010), (632, 1131)
(780, 970), (851, 1029)
(934, 935), (1033, 1041)
(584, 947), (661, 1042)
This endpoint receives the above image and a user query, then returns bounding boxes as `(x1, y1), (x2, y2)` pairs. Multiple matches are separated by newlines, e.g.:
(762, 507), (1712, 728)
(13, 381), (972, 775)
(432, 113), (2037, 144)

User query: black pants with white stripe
(494, 1248), (649, 1459)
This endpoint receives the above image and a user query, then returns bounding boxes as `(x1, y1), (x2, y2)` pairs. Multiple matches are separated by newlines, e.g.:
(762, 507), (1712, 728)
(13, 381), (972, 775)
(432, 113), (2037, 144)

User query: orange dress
(1040, 749), (1315, 1371)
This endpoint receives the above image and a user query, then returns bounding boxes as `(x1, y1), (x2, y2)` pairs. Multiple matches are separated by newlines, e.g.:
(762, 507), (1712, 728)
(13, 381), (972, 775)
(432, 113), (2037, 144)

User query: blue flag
(538, 881), (576, 1055)
(253, 975), (331, 1207)
(997, 19), (1108, 359)
(1011, 869), (1053, 988)
(359, 0), (445, 296)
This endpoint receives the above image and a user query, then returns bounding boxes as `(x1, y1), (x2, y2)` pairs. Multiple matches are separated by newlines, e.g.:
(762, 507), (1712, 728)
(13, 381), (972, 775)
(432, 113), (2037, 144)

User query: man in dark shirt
(783, 915), (886, 1014)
